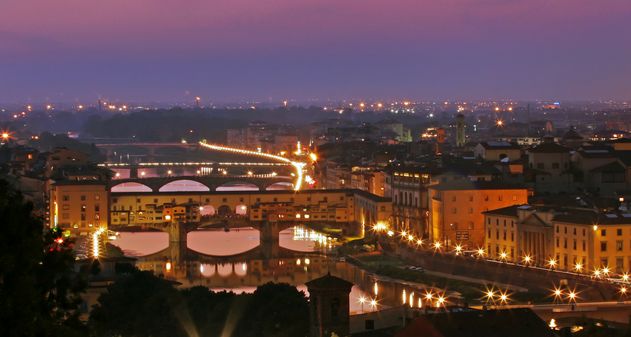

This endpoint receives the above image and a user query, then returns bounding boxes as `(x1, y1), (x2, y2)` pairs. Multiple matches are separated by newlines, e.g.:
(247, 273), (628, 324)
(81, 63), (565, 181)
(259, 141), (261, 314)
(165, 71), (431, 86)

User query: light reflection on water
(109, 226), (412, 313)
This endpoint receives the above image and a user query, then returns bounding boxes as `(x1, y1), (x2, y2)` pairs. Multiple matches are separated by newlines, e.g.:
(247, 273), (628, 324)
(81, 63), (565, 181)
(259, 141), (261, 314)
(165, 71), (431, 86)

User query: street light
(476, 248), (485, 258)
(547, 258), (557, 269)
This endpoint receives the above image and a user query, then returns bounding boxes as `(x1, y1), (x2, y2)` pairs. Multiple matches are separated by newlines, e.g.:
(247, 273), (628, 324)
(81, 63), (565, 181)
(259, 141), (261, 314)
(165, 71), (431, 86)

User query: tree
(89, 270), (187, 337)
(0, 179), (86, 337)
(233, 282), (309, 337)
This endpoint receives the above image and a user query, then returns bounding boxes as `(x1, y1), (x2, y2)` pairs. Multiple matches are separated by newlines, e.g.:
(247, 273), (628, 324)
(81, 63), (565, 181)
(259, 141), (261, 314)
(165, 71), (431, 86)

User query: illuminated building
(110, 189), (391, 236)
(429, 181), (528, 248)
(485, 204), (631, 273)
(49, 180), (109, 234)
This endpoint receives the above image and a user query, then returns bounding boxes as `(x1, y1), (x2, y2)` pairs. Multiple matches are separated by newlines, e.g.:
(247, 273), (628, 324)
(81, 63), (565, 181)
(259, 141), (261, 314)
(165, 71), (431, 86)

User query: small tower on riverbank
(306, 273), (354, 337)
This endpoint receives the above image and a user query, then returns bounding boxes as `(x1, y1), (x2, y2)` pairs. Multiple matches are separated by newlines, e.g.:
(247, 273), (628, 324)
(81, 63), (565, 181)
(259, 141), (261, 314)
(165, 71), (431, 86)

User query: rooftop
(429, 181), (526, 191)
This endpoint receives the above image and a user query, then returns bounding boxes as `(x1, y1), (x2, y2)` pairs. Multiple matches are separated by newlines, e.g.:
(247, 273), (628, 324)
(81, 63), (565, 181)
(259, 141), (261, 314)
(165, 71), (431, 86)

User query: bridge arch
(111, 181), (153, 192)
(265, 182), (294, 190)
(234, 262), (247, 277)
(199, 264), (216, 277)
(235, 204), (248, 216)
(217, 205), (232, 216)
(215, 181), (259, 191)
(217, 263), (233, 277)
(158, 179), (210, 192)
(199, 205), (216, 217)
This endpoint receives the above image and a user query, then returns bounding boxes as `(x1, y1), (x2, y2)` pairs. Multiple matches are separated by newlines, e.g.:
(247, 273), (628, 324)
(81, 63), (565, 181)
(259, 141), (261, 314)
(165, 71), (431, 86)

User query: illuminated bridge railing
(99, 162), (291, 167)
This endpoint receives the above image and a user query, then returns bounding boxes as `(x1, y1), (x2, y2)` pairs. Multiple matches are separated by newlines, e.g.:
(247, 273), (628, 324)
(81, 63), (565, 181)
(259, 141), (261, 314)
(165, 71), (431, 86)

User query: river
(109, 225), (430, 313)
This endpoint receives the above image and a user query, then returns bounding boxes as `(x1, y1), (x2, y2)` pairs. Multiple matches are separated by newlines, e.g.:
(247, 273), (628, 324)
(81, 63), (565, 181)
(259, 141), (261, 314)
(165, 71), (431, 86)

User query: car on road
(406, 265), (425, 273)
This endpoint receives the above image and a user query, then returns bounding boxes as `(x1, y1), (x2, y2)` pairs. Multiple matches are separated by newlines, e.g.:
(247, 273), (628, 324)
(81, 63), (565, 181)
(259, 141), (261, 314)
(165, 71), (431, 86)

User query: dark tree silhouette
(0, 179), (86, 337)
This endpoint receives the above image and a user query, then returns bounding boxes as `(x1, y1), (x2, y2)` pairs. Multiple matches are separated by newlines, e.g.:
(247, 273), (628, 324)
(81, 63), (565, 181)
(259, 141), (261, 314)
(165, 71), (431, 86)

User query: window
(573, 239), (576, 250)
(469, 208), (473, 214)
(452, 208), (457, 214)
(80, 195), (86, 201)
(601, 241), (607, 252)
(573, 228), (576, 235)
(556, 238), (559, 248)
(94, 204), (100, 212)
(601, 229), (607, 236)
(62, 195), (70, 201)
(564, 226), (567, 234)
(601, 258), (608, 267)
(618, 229), (623, 236)
(365, 320), (375, 330)
(564, 239), (567, 249)
(582, 240), (586, 251)
(498, 195), (503, 201)
(617, 240), (623, 252)
(503, 231), (506, 240)
(552, 163), (560, 169)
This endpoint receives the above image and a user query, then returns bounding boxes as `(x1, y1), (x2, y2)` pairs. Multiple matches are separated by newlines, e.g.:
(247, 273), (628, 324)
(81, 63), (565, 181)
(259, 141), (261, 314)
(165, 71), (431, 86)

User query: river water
(109, 225), (430, 313)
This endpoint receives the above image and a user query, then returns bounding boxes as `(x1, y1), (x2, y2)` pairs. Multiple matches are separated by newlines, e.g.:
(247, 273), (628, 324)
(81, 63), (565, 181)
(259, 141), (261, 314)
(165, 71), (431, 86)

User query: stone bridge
(109, 175), (294, 192)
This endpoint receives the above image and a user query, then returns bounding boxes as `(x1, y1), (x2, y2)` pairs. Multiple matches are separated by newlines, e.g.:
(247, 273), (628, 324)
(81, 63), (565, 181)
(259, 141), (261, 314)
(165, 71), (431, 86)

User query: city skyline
(1, 0), (631, 103)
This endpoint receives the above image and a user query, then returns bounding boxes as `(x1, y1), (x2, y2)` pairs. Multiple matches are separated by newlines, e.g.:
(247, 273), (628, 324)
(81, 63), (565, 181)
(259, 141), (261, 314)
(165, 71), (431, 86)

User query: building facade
(428, 181), (528, 249)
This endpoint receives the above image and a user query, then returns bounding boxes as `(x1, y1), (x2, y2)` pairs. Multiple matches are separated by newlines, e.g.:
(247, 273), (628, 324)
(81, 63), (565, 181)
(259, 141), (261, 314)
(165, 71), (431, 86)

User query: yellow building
(428, 181), (528, 249)
(49, 181), (109, 234)
(484, 205), (631, 274)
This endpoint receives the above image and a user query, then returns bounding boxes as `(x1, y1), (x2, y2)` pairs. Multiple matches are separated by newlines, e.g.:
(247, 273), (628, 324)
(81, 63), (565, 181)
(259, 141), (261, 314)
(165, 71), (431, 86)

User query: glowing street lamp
(499, 251), (508, 261)
(476, 248), (485, 258)
(567, 290), (577, 303)
(620, 286), (628, 297)
(522, 254), (532, 265)
(593, 268), (602, 278)
(416, 239), (424, 247)
(552, 286), (564, 302)
(483, 287), (496, 304)
(358, 296), (366, 312)
(454, 244), (463, 255)
(424, 290), (434, 302)
(433, 241), (442, 251)
(498, 290), (510, 305)
(574, 262), (583, 272)
(436, 295), (446, 308)
(622, 273), (630, 282)
(547, 258), (557, 269)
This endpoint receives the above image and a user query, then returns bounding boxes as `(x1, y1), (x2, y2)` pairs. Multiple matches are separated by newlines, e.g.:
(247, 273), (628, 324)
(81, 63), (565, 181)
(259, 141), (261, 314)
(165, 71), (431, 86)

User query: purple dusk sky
(1, 0), (630, 103)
